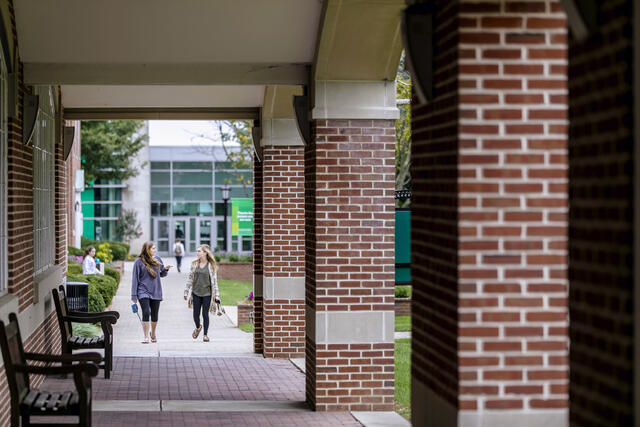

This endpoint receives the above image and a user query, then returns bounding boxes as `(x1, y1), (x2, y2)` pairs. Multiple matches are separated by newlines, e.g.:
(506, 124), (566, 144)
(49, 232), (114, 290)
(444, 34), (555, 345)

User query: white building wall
(122, 122), (150, 255)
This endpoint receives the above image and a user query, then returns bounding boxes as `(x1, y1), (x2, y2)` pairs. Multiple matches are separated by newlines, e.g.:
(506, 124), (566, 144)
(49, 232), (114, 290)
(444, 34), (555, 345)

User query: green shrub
(85, 274), (118, 308)
(214, 255), (222, 262)
(96, 243), (114, 264)
(228, 253), (239, 262)
(67, 263), (82, 276)
(239, 254), (253, 262)
(395, 286), (411, 298)
(66, 274), (110, 312)
(104, 265), (121, 284)
(88, 285), (106, 312)
(68, 246), (83, 256)
(81, 236), (130, 261)
(107, 243), (129, 261)
(66, 273), (88, 284)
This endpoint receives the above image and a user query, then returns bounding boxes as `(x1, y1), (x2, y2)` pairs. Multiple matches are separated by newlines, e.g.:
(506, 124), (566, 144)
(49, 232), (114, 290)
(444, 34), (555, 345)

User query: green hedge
(66, 274), (106, 313)
(68, 246), (83, 257)
(80, 236), (130, 261)
(85, 274), (118, 308)
(68, 258), (121, 285)
(66, 272), (117, 312)
(104, 265), (120, 284)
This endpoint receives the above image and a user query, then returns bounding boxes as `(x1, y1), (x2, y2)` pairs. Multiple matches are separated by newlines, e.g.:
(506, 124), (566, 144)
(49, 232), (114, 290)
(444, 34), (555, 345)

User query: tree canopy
(81, 120), (148, 183)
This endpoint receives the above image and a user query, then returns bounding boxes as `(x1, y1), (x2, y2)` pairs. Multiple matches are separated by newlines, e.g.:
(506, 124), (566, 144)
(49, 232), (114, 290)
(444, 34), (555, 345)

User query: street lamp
(221, 185), (231, 252)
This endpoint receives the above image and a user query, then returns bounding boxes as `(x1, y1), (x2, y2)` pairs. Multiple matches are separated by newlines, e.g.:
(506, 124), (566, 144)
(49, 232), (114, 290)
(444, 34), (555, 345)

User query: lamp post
(221, 185), (230, 252)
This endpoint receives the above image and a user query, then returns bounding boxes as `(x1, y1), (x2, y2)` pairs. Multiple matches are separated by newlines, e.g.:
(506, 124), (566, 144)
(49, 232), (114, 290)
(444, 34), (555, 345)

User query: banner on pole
(231, 198), (253, 236)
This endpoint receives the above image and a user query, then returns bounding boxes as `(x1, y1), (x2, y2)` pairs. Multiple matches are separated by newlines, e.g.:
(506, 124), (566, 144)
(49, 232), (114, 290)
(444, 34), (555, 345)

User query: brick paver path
(42, 356), (304, 401)
(37, 412), (361, 426)
(36, 259), (365, 425)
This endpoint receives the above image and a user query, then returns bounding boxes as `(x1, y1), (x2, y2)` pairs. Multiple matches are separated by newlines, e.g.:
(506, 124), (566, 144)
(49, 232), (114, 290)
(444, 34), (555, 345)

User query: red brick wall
(216, 262), (252, 282)
(568, 0), (633, 424)
(457, 0), (569, 413)
(7, 63), (35, 310)
(410, 0), (461, 411)
(306, 119), (396, 411)
(412, 0), (569, 419)
(262, 146), (305, 358)
(253, 154), (263, 353)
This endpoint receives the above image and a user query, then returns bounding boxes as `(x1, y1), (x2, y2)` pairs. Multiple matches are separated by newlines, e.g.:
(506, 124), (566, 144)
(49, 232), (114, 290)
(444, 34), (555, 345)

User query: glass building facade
(149, 157), (253, 256)
(81, 179), (123, 241)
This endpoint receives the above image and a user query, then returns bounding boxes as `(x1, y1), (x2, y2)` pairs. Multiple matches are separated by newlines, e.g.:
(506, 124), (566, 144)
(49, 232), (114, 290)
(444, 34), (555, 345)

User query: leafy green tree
(396, 53), (412, 207)
(190, 121), (254, 197)
(81, 121), (148, 183)
(115, 209), (143, 244)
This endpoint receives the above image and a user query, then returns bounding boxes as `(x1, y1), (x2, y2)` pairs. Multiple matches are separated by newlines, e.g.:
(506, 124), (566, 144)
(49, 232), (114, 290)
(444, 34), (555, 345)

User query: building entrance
(152, 217), (216, 256)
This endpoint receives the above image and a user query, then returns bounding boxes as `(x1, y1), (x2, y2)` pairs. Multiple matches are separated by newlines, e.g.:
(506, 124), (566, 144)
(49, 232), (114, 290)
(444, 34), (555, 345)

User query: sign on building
(231, 198), (253, 236)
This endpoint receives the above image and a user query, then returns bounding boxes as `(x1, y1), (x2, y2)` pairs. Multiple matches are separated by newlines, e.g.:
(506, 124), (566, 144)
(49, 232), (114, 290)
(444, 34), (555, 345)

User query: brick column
(306, 81), (397, 411)
(253, 153), (264, 354)
(261, 146), (305, 357)
(411, 1), (569, 425)
(568, 0), (634, 424)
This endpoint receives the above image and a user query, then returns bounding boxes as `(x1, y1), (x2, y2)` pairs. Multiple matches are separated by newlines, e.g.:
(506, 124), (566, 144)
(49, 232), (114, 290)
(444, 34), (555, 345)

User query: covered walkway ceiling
(13, 0), (403, 119)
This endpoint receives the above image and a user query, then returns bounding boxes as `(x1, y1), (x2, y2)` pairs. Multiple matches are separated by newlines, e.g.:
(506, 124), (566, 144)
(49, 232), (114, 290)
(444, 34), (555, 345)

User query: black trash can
(66, 281), (89, 312)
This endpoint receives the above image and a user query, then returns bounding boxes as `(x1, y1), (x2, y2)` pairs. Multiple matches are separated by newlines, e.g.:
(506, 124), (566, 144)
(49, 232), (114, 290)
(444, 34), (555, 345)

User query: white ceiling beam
(25, 63), (310, 86)
(63, 107), (260, 121)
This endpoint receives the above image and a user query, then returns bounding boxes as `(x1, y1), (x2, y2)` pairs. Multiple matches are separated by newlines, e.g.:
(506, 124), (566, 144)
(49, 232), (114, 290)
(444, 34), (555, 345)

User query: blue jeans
(192, 294), (212, 335)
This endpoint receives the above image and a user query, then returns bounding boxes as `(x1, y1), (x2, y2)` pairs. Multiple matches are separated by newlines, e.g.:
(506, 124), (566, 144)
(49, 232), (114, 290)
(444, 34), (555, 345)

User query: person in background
(184, 244), (220, 342)
(82, 246), (99, 275)
(173, 238), (185, 272)
(131, 241), (172, 344)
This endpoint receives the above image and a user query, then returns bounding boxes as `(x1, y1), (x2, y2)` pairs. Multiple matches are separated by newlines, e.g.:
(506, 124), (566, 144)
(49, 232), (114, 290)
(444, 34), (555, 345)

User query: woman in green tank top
(184, 244), (220, 342)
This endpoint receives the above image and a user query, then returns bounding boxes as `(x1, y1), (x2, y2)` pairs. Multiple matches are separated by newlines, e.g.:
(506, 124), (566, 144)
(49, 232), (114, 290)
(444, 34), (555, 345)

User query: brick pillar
(411, 1), (569, 425)
(306, 79), (397, 410)
(568, 0), (634, 424)
(262, 145), (305, 358)
(253, 153), (264, 354)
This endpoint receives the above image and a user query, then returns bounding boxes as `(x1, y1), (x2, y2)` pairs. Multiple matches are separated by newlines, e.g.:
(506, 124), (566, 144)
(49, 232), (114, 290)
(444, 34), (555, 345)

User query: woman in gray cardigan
(184, 244), (220, 342)
(132, 241), (172, 343)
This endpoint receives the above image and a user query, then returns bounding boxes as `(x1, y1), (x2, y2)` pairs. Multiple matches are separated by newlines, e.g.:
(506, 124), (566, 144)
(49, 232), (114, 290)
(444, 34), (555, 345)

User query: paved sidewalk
(113, 256), (253, 357)
(43, 357), (305, 401)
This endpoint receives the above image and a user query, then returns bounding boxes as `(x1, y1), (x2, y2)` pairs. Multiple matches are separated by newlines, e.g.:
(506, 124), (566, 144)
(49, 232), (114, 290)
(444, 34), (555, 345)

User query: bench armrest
(63, 314), (117, 324)
(14, 362), (99, 377)
(24, 352), (103, 364)
(69, 310), (120, 321)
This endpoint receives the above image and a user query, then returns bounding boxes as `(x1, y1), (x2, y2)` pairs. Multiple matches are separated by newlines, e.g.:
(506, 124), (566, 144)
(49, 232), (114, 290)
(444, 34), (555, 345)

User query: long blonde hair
(139, 241), (161, 277)
(194, 244), (218, 271)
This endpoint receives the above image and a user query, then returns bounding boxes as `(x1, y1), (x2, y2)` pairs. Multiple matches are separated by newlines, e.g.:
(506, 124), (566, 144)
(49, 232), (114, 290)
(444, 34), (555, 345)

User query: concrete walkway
(113, 256), (254, 357)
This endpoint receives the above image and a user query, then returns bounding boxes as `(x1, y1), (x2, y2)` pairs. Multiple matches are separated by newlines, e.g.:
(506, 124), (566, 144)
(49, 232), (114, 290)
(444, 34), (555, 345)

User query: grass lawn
(239, 323), (254, 333)
(395, 316), (411, 332)
(395, 338), (411, 420)
(218, 280), (252, 306)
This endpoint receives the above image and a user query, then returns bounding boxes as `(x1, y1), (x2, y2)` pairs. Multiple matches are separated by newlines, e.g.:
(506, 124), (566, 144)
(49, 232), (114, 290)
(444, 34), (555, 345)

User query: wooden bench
(52, 285), (120, 379)
(0, 312), (102, 426)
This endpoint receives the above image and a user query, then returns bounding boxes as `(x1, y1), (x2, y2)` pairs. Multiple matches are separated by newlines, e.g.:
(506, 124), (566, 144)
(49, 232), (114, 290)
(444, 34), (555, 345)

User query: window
(0, 51), (7, 294)
(173, 161), (211, 170)
(173, 187), (212, 201)
(33, 86), (56, 275)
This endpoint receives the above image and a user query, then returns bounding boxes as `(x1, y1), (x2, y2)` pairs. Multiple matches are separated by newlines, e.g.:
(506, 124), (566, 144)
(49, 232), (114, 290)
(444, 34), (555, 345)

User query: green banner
(232, 198), (253, 236)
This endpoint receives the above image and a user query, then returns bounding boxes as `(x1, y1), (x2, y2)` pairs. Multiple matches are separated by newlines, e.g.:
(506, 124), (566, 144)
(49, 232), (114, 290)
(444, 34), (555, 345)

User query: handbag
(211, 300), (225, 316)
